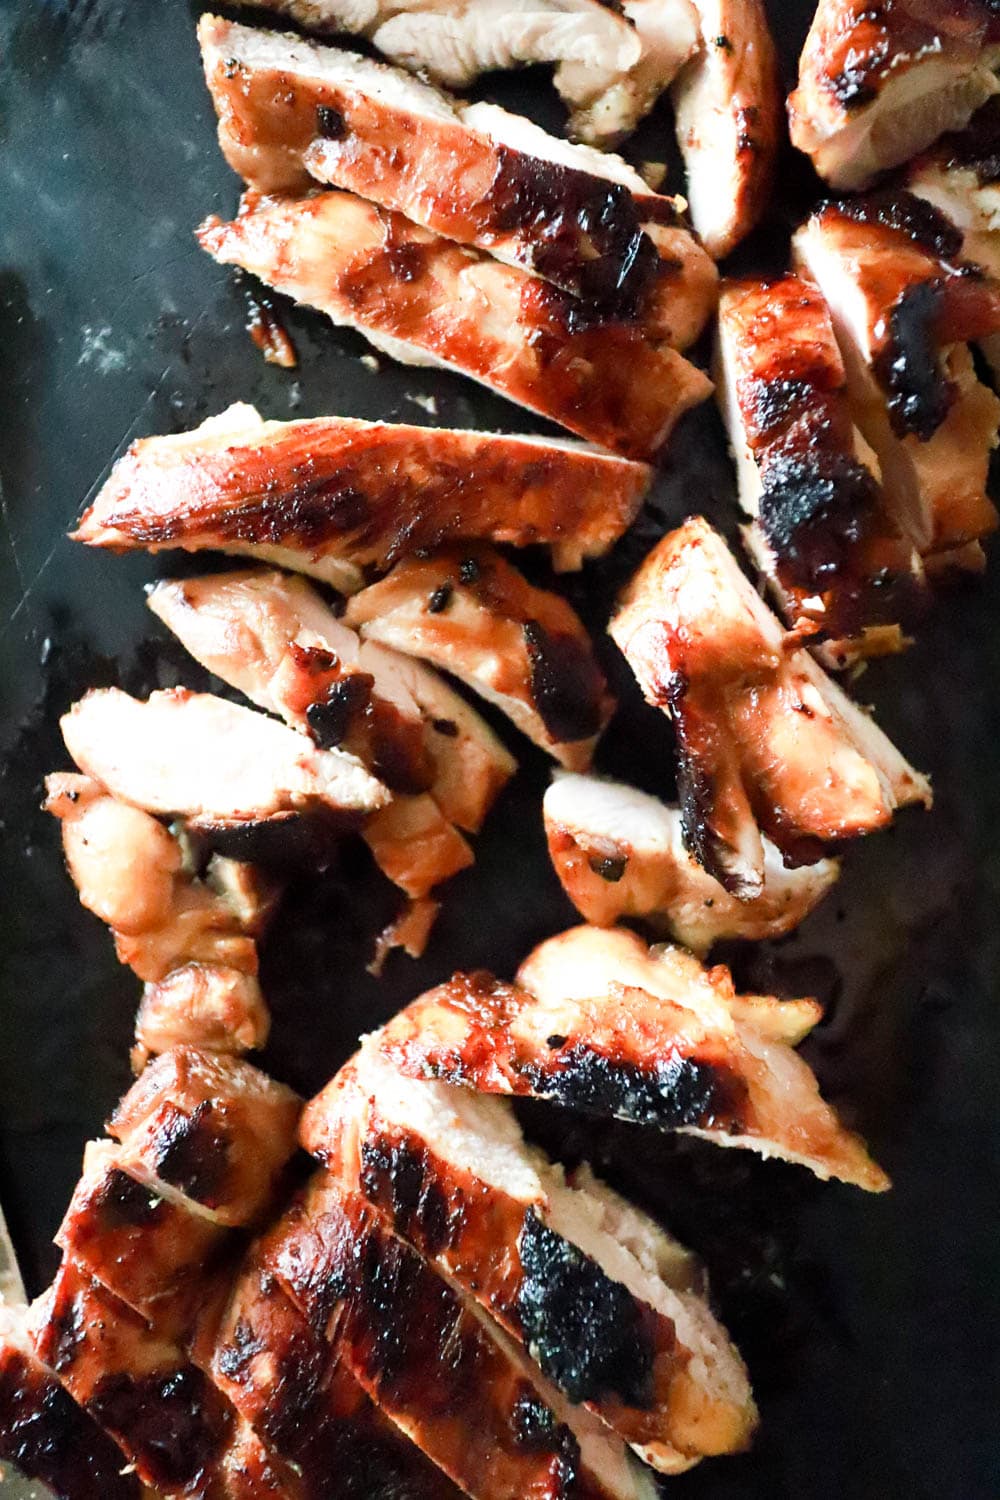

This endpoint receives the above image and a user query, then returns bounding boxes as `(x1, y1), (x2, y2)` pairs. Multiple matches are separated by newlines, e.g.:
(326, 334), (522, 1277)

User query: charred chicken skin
(302, 1050), (757, 1471)
(543, 773), (839, 955)
(789, 0), (1000, 189)
(608, 519), (931, 895)
(374, 928), (887, 1190)
(197, 189), (713, 461)
(345, 546), (614, 770)
(75, 401), (652, 587)
(715, 274), (923, 658)
(793, 196), (1000, 571)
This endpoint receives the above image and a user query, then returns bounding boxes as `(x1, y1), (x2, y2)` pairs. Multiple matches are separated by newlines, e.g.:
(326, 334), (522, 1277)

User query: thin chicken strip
(345, 546), (613, 770)
(302, 1050), (757, 1471)
(608, 519), (930, 896)
(197, 189), (713, 460)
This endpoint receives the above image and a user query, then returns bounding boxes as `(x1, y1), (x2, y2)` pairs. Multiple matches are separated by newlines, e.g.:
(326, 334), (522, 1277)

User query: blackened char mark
(521, 1042), (744, 1131)
(876, 280), (954, 439)
(87, 1365), (232, 1490)
(757, 450), (881, 588)
(742, 372), (823, 444)
(523, 620), (605, 743)
(938, 94), (1000, 181)
(826, 191), (964, 260)
(515, 1209), (657, 1407)
(189, 810), (349, 868)
(0, 1345), (140, 1500)
(307, 674), (374, 750)
(488, 147), (658, 318)
(146, 1099), (229, 1206)
(307, 674), (434, 795)
(91, 1167), (163, 1229)
(827, 34), (889, 110)
(359, 1134), (455, 1257)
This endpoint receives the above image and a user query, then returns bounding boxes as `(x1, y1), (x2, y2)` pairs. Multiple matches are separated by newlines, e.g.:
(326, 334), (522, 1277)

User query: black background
(1, 1), (999, 1494)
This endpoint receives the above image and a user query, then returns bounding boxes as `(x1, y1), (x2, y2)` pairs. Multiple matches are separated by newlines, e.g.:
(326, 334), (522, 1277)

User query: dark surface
(0, 1), (998, 1496)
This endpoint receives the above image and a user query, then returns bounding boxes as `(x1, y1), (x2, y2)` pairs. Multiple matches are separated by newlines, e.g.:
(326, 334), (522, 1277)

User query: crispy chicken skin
(789, 0), (1000, 189)
(608, 519), (931, 895)
(29, 1260), (235, 1495)
(60, 686), (389, 834)
(261, 1176), (659, 1500)
(197, 190), (713, 460)
(375, 936), (888, 1190)
(543, 773), (838, 955)
(75, 401), (651, 584)
(0, 1311), (141, 1500)
(793, 198), (1000, 569)
(345, 546), (614, 770)
(670, 0), (780, 259)
(108, 1048), (301, 1229)
(302, 1051), (757, 1471)
(715, 274), (922, 656)
(148, 569), (475, 902)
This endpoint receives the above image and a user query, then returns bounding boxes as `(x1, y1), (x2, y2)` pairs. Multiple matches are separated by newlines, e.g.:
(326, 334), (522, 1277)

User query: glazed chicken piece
(262, 1174), (660, 1500)
(44, 772), (273, 1059)
(218, 1419), (308, 1500)
(345, 546), (614, 770)
(148, 569), (475, 903)
(669, 0), (780, 259)
(375, 937), (888, 1189)
(29, 1260), (235, 1496)
(0, 1306), (142, 1500)
(789, 0), (1000, 190)
(303, 1049), (757, 1472)
(907, 97), (1000, 372)
(543, 773), (839, 956)
(197, 190), (713, 461)
(60, 686), (388, 839)
(107, 1047), (302, 1229)
(608, 519), (931, 896)
(715, 274), (923, 660)
(74, 401), (652, 587)
(793, 197), (1000, 572)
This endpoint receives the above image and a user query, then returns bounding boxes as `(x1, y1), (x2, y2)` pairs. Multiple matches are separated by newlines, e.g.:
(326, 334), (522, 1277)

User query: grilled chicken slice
(793, 197), (1000, 570)
(55, 1138), (229, 1322)
(263, 1174), (660, 1500)
(715, 274), (923, 659)
(789, 0), (1000, 189)
(303, 1049), (757, 1470)
(907, 98), (1000, 371)
(107, 1047), (301, 1229)
(29, 1260), (235, 1496)
(375, 948), (889, 1189)
(565, 0), (698, 145)
(75, 402), (651, 584)
(608, 519), (931, 895)
(148, 569), (474, 901)
(670, 0), (780, 258)
(197, 190), (713, 460)
(346, 547), (613, 769)
(219, 1419), (307, 1500)
(0, 1308), (142, 1500)
(543, 773), (838, 955)
(61, 687), (389, 840)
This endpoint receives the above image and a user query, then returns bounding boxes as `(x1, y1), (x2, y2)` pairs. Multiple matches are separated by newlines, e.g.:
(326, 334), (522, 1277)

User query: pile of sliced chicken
(1, 916), (891, 1498)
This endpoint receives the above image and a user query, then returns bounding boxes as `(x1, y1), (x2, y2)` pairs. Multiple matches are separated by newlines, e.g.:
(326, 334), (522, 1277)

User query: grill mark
(522, 620), (605, 743)
(359, 1135), (455, 1257)
(145, 1099), (230, 1205)
(87, 1366), (232, 1490)
(520, 1043), (745, 1130)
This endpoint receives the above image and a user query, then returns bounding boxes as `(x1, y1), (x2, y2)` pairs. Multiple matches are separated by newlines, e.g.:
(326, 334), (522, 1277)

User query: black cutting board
(1, 2), (998, 1495)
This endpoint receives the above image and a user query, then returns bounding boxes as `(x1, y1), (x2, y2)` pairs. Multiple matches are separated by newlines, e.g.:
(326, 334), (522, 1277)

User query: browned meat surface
(715, 274), (923, 657)
(29, 1260), (235, 1495)
(60, 686), (389, 836)
(789, 0), (1000, 188)
(793, 197), (1000, 570)
(75, 402), (651, 583)
(670, 0), (780, 258)
(345, 547), (614, 770)
(108, 1048), (301, 1228)
(218, 1419), (306, 1500)
(55, 1139), (228, 1321)
(374, 936), (888, 1189)
(197, 190), (713, 460)
(303, 1051), (756, 1471)
(261, 1175), (660, 1499)
(0, 1315), (141, 1500)
(134, 964), (272, 1068)
(608, 519), (930, 895)
(543, 773), (838, 955)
